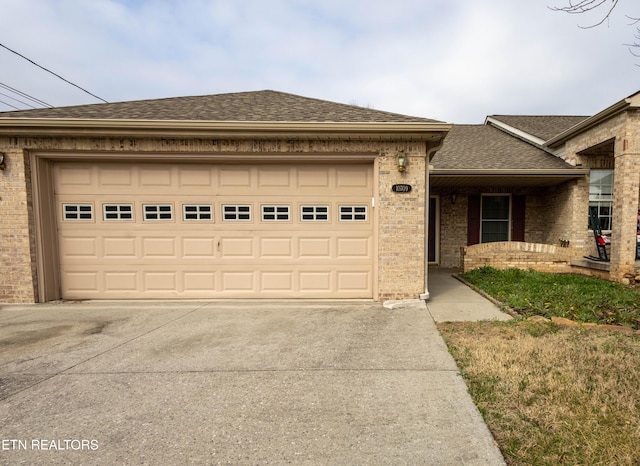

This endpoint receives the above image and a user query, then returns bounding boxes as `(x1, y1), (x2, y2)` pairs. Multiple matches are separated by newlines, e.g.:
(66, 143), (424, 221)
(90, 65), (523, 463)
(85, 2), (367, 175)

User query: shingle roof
(0, 90), (441, 124)
(431, 124), (576, 170)
(488, 115), (588, 141)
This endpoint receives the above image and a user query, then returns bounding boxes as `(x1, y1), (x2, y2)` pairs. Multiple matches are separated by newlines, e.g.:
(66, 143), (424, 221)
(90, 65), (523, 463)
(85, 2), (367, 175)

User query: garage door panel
(299, 272), (332, 292)
(63, 271), (99, 292)
(260, 237), (293, 258)
(337, 237), (371, 258)
(105, 271), (138, 292)
(258, 167), (291, 188)
(182, 237), (216, 258)
(143, 271), (178, 292)
(178, 166), (214, 188)
(337, 271), (371, 292)
(299, 237), (332, 258)
(260, 272), (294, 291)
(222, 271), (255, 291)
(297, 167), (330, 189)
(220, 237), (255, 258)
(219, 167), (253, 188)
(142, 237), (177, 258)
(336, 166), (372, 189)
(103, 237), (137, 258)
(55, 162), (374, 299)
(139, 166), (173, 188)
(183, 272), (217, 292)
(60, 236), (98, 259)
(99, 167), (133, 188)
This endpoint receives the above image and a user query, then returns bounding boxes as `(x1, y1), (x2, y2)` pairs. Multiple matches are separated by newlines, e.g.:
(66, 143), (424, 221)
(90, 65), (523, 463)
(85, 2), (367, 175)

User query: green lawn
(460, 267), (640, 329)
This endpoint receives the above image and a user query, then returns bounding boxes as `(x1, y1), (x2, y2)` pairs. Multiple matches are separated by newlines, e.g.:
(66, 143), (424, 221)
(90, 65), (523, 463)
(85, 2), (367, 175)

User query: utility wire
(0, 91), (38, 109)
(0, 99), (20, 110)
(0, 42), (109, 104)
(0, 81), (53, 107)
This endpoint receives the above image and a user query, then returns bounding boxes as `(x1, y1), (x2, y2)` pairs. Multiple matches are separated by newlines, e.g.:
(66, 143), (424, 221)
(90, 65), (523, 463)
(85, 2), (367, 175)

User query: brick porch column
(610, 137), (640, 281)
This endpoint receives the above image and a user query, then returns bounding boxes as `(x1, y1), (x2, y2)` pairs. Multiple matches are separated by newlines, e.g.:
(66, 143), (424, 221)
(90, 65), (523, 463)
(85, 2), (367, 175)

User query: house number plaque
(391, 184), (412, 193)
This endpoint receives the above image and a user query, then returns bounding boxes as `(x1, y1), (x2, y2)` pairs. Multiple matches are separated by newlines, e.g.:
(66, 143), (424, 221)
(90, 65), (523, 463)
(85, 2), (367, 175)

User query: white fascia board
(485, 117), (546, 146)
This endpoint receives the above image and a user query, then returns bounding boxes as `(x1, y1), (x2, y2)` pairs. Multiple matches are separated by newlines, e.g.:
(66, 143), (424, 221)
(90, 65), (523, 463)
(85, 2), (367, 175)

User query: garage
(1, 90), (450, 303)
(54, 161), (374, 299)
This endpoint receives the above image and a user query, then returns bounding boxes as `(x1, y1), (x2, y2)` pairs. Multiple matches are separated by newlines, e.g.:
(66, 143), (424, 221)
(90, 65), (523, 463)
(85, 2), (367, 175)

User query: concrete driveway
(0, 300), (504, 465)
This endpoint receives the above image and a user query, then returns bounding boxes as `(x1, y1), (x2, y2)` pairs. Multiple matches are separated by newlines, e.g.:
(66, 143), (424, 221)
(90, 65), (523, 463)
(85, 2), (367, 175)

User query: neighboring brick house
(0, 91), (450, 303)
(431, 90), (640, 283)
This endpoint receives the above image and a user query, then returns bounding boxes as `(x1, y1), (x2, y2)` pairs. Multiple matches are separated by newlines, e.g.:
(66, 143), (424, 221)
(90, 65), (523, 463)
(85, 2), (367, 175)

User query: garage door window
(339, 205), (367, 221)
(262, 205), (290, 221)
(223, 205), (251, 221)
(143, 204), (173, 221)
(103, 204), (133, 221)
(183, 204), (212, 221)
(63, 204), (93, 221)
(300, 205), (329, 221)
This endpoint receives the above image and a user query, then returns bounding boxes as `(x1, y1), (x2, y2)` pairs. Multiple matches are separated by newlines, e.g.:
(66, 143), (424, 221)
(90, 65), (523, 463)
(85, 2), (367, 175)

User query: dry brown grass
(438, 320), (640, 465)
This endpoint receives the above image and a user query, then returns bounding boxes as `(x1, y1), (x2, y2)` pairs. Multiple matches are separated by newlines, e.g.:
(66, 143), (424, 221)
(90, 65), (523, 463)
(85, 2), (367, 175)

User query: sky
(0, 0), (638, 123)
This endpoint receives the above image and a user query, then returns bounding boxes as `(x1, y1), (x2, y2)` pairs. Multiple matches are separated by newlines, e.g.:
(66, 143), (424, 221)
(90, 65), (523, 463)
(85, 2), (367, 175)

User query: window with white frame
(261, 205), (290, 221)
(223, 205), (251, 221)
(339, 205), (367, 221)
(103, 204), (133, 221)
(63, 204), (93, 221)
(143, 204), (173, 221)
(183, 204), (212, 221)
(481, 195), (510, 243)
(300, 205), (329, 221)
(589, 169), (614, 231)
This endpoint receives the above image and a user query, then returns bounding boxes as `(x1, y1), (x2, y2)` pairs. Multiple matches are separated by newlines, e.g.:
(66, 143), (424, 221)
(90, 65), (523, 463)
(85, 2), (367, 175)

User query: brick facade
(0, 135), (429, 303)
(0, 148), (37, 302)
(564, 109), (640, 281)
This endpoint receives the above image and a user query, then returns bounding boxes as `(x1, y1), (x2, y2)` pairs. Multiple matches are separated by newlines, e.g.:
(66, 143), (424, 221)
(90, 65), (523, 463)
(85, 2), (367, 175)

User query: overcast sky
(0, 0), (638, 123)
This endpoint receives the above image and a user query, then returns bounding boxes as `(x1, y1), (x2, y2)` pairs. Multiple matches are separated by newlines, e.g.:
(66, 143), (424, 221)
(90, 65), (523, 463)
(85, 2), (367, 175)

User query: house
(0, 90), (450, 303)
(1, 89), (638, 304)
(431, 91), (640, 284)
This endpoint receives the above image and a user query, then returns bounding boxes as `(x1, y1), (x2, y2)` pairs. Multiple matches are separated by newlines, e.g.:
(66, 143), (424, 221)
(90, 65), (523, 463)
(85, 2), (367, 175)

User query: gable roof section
(487, 115), (589, 143)
(0, 90), (449, 139)
(430, 125), (587, 187)
(0, 90), (439, 123)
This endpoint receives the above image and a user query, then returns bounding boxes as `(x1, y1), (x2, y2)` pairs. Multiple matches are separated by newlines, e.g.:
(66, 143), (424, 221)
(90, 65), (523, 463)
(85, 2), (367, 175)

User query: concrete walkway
(427, 268), (512, 323)
(0, 280), (507, 465)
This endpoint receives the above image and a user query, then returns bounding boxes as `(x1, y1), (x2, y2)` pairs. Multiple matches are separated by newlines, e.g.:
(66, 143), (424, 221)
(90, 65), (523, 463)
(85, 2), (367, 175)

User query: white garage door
(54, 162), (374, 299)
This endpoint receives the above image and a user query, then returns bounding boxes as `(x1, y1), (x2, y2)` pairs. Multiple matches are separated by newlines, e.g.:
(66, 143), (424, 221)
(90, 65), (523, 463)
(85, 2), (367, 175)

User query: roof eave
(430, 168), (589, 176)
(0, 118), (452, 140)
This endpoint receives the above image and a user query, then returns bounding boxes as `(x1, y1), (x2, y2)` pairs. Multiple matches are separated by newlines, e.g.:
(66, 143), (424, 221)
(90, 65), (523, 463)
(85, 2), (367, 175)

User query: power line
(0, 81), (53, 108)
(0, 90), (39, 109)
(0, 99), (20, 110)
(0, 42), (108, 104)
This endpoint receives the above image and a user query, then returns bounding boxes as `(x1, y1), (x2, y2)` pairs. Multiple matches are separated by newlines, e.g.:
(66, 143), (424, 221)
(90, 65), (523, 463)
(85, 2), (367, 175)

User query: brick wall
(0, 148), (36, 302)
(0, 135), (428, 302)
(463, 241), (574, 273)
